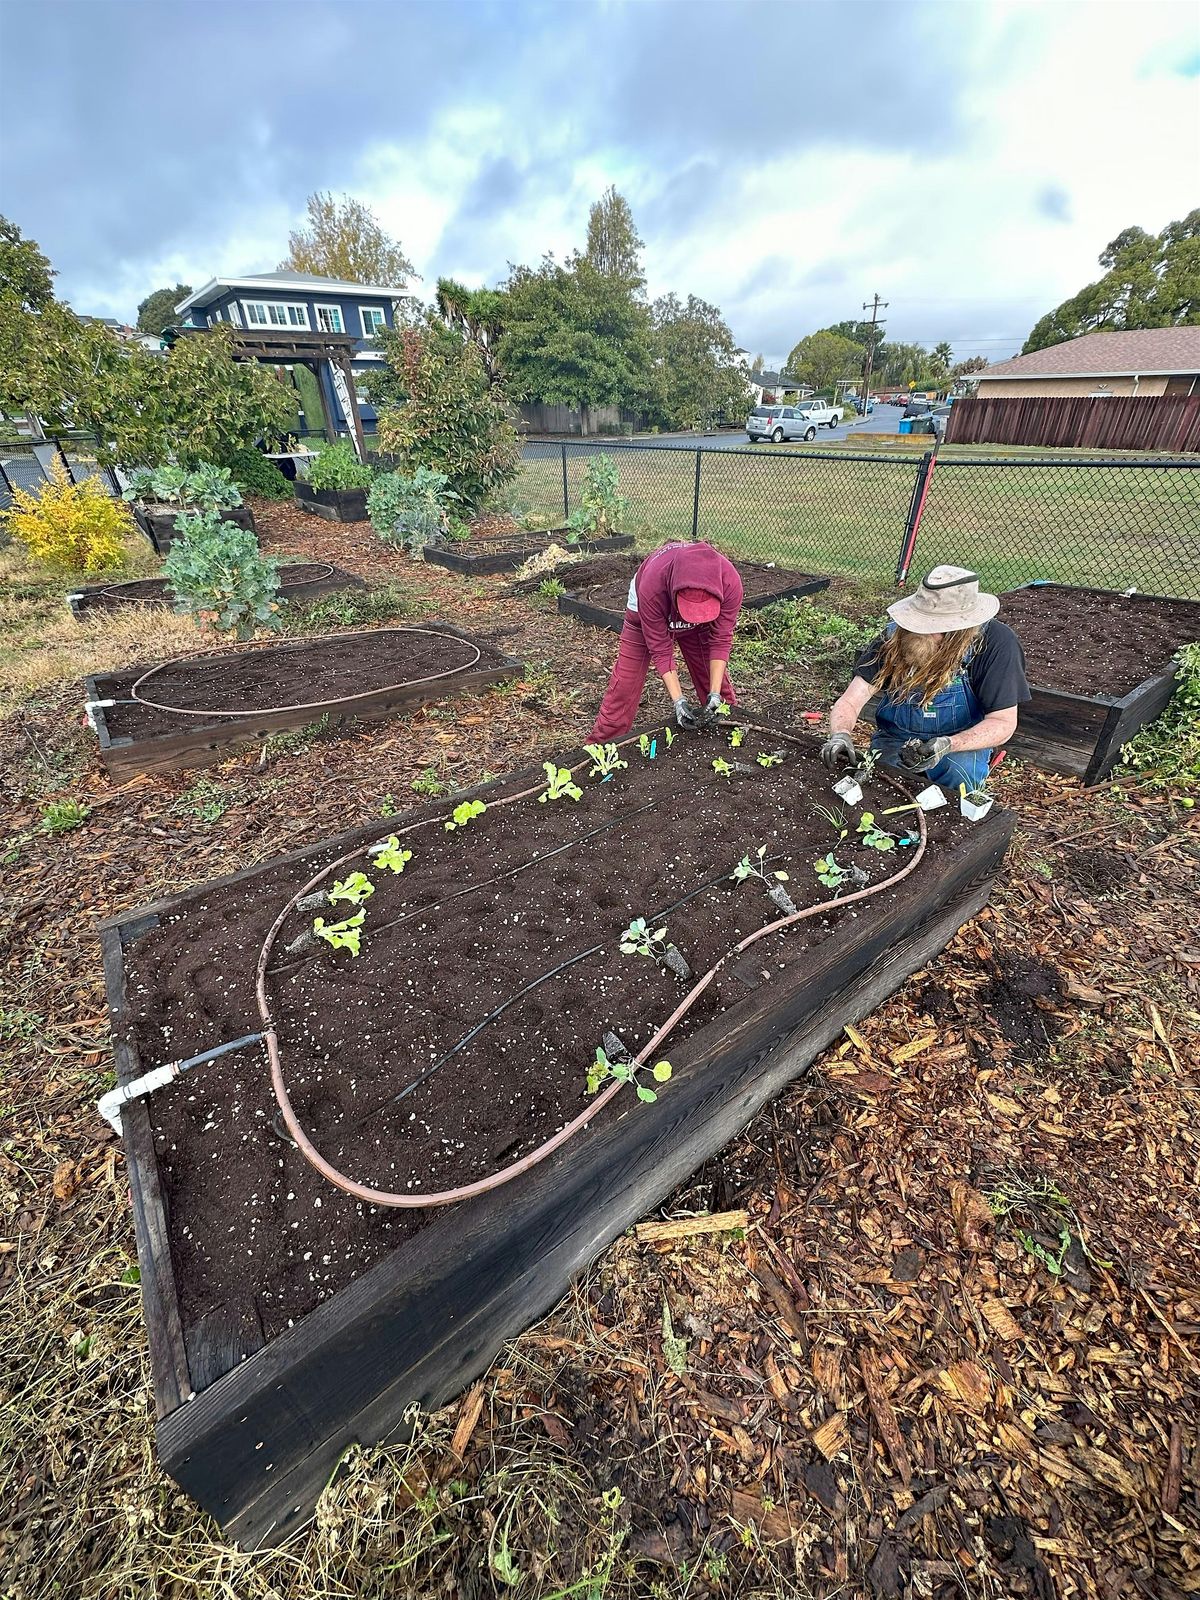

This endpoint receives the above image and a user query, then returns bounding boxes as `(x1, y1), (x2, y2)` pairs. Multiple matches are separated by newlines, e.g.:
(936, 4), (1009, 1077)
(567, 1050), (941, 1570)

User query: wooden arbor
(227, 330), (369, 461)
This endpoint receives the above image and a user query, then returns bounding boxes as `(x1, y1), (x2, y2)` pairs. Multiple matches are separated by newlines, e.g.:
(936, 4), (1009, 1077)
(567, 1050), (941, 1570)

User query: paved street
(522, 404), (910, 459)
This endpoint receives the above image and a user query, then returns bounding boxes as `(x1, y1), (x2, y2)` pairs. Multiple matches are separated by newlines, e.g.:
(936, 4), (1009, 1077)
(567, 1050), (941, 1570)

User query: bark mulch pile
(1, 497), (1196, 1599)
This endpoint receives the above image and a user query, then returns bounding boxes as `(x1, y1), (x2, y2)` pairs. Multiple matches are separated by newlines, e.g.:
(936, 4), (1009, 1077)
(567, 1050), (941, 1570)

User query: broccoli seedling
(731, 845), (798, 915)
(313, 909), (365, 956)
(445, 799), (487, 831)
(586, 1046), (673, 1104)
(729, 727), (745, 748)
(584, 742), (629, 779)
(538, 763), (582, 802)
(369, 835), (413, 874)
(712, 757), (733, 778)
(814, 853), (849, 889)
(856, 812), (897, 851)
(619, 916), (668, 959)
(328, 870), (375, 906)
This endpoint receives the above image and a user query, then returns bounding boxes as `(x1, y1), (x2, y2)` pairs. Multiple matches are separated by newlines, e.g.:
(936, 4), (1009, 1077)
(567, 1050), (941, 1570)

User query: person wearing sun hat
(589, 540), (744, 739)
(821, 565), (1030, 791)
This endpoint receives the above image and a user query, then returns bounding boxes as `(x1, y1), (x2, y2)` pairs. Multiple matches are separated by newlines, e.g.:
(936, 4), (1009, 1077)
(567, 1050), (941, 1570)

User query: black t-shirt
(854, 621), (1031, 713)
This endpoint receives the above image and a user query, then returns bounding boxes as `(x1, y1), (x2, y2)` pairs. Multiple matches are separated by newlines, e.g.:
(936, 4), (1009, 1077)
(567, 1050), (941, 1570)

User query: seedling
(586, 1045), (673, 1104)
(411, 767), (447, 798)
(856, 813), (897, 851)
(313, 909), (365, 957)
(709, 701), (731, 718)
(328, 870), (375, 906)
(638, 732), (656, 758)
(538, 763), (582, 803)
(812, 802), (848, 842)
(960, 782), (995, 821)
(732, 845), (798, 915)
(756, 752), (784, 768)
(729, 727), (745, 748)
(814, 853), (850, 889)
(445, 799), (487, 831)
(39, 799), (89, 834)
(584, 742), (629, 780)
(712, 757), (733, 778)
(662, 726), (675, 747)
(620, 917), (692, 979)
(369, 835), (413, 874)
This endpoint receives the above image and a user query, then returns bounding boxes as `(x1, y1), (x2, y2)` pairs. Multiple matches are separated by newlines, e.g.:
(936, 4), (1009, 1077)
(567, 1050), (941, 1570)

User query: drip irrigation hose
(99, 563), (336, 602)
(128, 626), (483, 718)
(256, 723), (927, 1209)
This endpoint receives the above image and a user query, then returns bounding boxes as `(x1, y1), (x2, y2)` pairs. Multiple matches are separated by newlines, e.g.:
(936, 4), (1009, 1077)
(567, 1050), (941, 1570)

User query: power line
(859, 292), (887, 410)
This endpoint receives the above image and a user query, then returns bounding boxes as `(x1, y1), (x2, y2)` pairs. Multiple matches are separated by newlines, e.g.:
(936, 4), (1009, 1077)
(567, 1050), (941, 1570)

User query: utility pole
(860, 293), (887, 411)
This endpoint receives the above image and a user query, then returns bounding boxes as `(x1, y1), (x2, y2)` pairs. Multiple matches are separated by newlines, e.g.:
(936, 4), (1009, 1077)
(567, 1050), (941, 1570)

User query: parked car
(796, 399), (843, 432)
(746, 405), (811, 443)
(902, 399), (933, 419)
(850, 395), (875, 415)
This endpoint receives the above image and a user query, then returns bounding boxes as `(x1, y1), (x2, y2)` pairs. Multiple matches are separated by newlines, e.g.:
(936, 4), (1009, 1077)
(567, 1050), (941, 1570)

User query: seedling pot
(915, 784), (947, 812)
(833, 776), (863, 805)
(960, 795), (994, 822)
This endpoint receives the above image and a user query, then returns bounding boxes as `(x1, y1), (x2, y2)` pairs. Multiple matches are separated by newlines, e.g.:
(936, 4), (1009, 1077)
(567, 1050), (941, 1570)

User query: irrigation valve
(98, 1063), (181, 1135)
(84, 699), (115, 732)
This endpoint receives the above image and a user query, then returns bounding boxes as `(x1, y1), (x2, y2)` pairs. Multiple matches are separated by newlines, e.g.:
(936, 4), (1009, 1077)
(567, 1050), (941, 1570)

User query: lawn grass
(516, 443), (1200, 597)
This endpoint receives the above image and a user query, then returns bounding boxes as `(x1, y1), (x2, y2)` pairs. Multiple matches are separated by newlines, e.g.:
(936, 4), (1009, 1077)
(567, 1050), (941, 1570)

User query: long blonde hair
(876, 626), (980, 708)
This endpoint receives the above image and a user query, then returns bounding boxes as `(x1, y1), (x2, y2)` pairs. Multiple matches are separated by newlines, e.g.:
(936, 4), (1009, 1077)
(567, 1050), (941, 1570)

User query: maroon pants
(589, 612), (737, 741)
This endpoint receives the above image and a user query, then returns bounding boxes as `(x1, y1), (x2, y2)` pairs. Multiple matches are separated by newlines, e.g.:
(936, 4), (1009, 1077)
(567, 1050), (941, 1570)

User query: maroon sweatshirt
(630, 542), (744, 674)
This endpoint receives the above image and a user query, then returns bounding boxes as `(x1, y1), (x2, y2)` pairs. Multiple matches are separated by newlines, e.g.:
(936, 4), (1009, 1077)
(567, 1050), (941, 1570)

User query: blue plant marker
(649, 738), (657, 760)
(601, 773), (612, 782)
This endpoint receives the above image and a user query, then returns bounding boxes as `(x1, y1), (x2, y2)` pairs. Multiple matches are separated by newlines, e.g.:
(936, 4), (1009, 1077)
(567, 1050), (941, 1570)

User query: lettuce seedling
(313, 909), (365, 956)
(729, 727), (745, 748)
(756, 752), (783, 768)
(370, 835), (413, 874)
(712, 757), (732, 778)
(538, 763), (582, 802)
(586, 1046), (673, 1104)
(329, 870), (375, 906)
(445, 799), (487, 831)
(584, 742), (629, 779)
(662, 726), (675, 747)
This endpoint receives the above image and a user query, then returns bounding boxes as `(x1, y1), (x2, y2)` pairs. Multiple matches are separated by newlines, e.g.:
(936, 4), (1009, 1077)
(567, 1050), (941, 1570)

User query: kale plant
(368, 467), (453, 557)
(565, 453), (626, 545)
(163, 511), (281, 641)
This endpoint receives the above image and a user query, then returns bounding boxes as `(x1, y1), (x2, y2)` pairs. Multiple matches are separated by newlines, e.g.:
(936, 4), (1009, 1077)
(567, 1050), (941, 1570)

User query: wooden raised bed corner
(133, 502), (256, 555)
(294, 481), (369, 522)
(99, 739), (1012, 1547)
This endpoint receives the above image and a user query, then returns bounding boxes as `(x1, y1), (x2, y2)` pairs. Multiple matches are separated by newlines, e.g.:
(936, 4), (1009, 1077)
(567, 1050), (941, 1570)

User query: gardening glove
(673, 696), (701, 731)
(899, 735), (952, 773)
(820, 731), (857, 771)
(703, 691), (725, 722)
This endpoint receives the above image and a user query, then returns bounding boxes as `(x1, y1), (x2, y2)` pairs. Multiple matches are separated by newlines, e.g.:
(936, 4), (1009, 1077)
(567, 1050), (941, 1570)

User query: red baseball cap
(676, 586), (721, 625)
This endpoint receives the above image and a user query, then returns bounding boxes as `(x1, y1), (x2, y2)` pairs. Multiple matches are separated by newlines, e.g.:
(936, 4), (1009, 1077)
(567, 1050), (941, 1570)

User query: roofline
(977, 367), (1198, 381)
(175, 276), (408, 314)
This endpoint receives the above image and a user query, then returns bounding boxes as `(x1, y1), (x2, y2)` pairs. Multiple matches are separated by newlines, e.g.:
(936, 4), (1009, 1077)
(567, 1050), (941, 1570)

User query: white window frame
(314, 303), (345, 334)
(227, 301), (242, 326)
(240, 300), (310, 331)
(359, 305), (387, 338)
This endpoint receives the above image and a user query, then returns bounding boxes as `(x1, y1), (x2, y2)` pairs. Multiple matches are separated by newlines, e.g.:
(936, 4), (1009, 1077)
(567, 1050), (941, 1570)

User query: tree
(280, 191), (415, 286)
(876, 341), (928, 386)
(584, 186), (645, 290)
(498, 255), (653, 429)
(434, 276), (507, 386)
(750, 353), (764, 374)
(648, 293), (751, 429)
(786, 330), (865, 394)
(373, 313), (519, 508)
(136, 284), (192, 336)
(0, 216), (54, 310)
(931, 341), (954, 375)
(951, 355), (989, 377)
(822, 318), (884, 373)
(1022, 210), (1200, 352)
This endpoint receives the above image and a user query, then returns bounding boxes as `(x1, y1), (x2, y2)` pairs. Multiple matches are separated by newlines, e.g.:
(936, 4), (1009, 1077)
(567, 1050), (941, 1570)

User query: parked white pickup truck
(795, 399), (843, 432)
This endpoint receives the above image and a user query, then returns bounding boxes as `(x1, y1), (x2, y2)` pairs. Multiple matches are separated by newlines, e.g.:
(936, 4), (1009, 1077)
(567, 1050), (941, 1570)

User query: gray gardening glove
(899, 735), (952, 773)
(704, 691), (725, 721)
(820, 731), (857, 771)
(673, 696), (701, 731)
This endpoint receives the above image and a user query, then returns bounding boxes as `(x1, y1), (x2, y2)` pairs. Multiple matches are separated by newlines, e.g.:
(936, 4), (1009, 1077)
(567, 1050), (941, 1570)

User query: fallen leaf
(949, 1180), (995, 1251)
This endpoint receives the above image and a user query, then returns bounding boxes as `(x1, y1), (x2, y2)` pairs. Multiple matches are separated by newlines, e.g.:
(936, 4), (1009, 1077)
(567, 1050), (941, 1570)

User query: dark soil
(975, 952), (1066, 1063)
(574, 563), (827, 618)
(508, 553), (641, 596)
(120, 728), (971, 1342)
(999, 585), (1200, 698)
(98, 627), (511, 739)
(1063, 847), (1135, 898)
(77, 564), (352, 613)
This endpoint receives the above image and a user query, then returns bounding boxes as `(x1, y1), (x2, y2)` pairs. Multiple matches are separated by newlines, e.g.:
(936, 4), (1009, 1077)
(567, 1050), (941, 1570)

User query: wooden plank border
(423, 533), (635, 576)
(558, 573), (833, 634)
(68, 566), (365, 619)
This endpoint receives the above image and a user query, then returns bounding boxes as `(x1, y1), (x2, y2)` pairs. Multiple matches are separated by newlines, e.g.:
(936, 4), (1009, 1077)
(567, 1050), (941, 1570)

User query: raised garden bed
(294, 481), (369, 523)
(423, 527), (635, 575)
(1000, 582), (1200, 783)
(85, 624), (518, 782)
(98, 725), (1012, 1545)
(133, 502), (256, 555)
(67, 563), (364, 619)
(559, 561), (832, 632)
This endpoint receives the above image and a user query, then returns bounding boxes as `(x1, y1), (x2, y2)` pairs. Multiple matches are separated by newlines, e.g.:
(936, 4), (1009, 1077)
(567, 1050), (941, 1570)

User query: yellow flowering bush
(7, 461), (133, 572)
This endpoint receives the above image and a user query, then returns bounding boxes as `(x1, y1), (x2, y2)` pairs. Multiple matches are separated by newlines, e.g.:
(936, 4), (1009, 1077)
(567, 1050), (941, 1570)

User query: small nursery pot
(833, 775), (863, 805)
(960, 794), (994, 822)
(914, 784), (947, 812)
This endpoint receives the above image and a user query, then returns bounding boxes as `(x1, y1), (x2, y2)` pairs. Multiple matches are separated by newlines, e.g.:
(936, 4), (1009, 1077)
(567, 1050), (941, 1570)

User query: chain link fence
(517, 439), (1200, 599)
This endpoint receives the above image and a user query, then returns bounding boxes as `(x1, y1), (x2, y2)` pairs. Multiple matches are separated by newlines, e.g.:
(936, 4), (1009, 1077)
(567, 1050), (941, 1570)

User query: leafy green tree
(1023, 210), (1200, 352)
(281, 191), (415, 285)
(951, 355), (989, 378)
(649, 293), (751, 428)
(822, 318), (884, 372)
(373, 313), (519, 508)
(584, 186), (644, 290)
(0, 216), (55, 310)
(750, 353), (765, 374)
(0, 294), (122, 434)
(931, 341), (954, 375)
(499, 255), (653, 429)
(876, 341), (929, 386)
(136, 284), (192, 336)
(435, 276), (507, 385)
(786, 330), (865, 393)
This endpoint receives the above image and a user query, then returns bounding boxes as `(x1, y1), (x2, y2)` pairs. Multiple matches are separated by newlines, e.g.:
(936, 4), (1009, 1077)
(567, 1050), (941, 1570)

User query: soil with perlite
(99, 627), (513, 740)
(1000, 586), (1200, 698)
(121, 727), (972, 1342)
(572, 562), (828, 617)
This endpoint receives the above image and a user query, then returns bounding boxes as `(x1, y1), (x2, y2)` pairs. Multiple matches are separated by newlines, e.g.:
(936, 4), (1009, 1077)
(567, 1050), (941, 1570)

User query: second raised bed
(559, 561), (832, 632)
(85, 623), (519, 781)
(423, 528), (635, 575)
(67, 563), (364, 619)
(133, 503), (257, 555)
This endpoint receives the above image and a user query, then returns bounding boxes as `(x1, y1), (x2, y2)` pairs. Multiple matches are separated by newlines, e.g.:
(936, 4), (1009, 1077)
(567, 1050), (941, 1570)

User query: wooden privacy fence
(946, 394), (1200, 453)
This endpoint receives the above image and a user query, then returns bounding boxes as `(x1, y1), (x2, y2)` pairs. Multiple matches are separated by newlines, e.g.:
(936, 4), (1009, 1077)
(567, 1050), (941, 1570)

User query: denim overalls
(872, 624), (992, 790)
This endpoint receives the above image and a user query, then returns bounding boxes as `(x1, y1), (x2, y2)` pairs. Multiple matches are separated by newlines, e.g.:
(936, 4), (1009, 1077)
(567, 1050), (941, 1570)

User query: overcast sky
(2, 0), (1197, 365)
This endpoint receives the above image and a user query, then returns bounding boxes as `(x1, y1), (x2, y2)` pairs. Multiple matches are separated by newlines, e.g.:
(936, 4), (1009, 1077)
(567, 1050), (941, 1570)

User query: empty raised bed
(134, 503), (257, 554)
(559, 561), (832, 632)
(1001, 582), (1200, 783)
(67, 564), (364, 618)
(423, 527), (635, 575)
(85, 623), (518, 781)
(99, 724), (1012, 1544)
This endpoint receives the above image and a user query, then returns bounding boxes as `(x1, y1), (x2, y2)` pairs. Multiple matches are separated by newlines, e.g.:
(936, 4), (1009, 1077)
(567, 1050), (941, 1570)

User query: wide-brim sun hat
(887, 565), (1000, 635)
(676, 586), (722, 625)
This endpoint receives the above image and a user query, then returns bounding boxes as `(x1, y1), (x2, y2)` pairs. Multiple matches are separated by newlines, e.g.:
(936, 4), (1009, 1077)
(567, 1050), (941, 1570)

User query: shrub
(7, 461), (132, 572)
(123, 462), (243, 511)
(306, 439), (373, 492)
(566, 452), (626, 543)
(368, 467), (453, 556)
(222, 447), (293, 500)
(163, 510), (281, 642)
(1119, 642), (1200, 795)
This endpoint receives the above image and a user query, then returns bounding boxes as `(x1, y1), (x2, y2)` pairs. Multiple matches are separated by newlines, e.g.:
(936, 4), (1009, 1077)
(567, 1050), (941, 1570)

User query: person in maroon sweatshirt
(589, 541), (744, 740)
